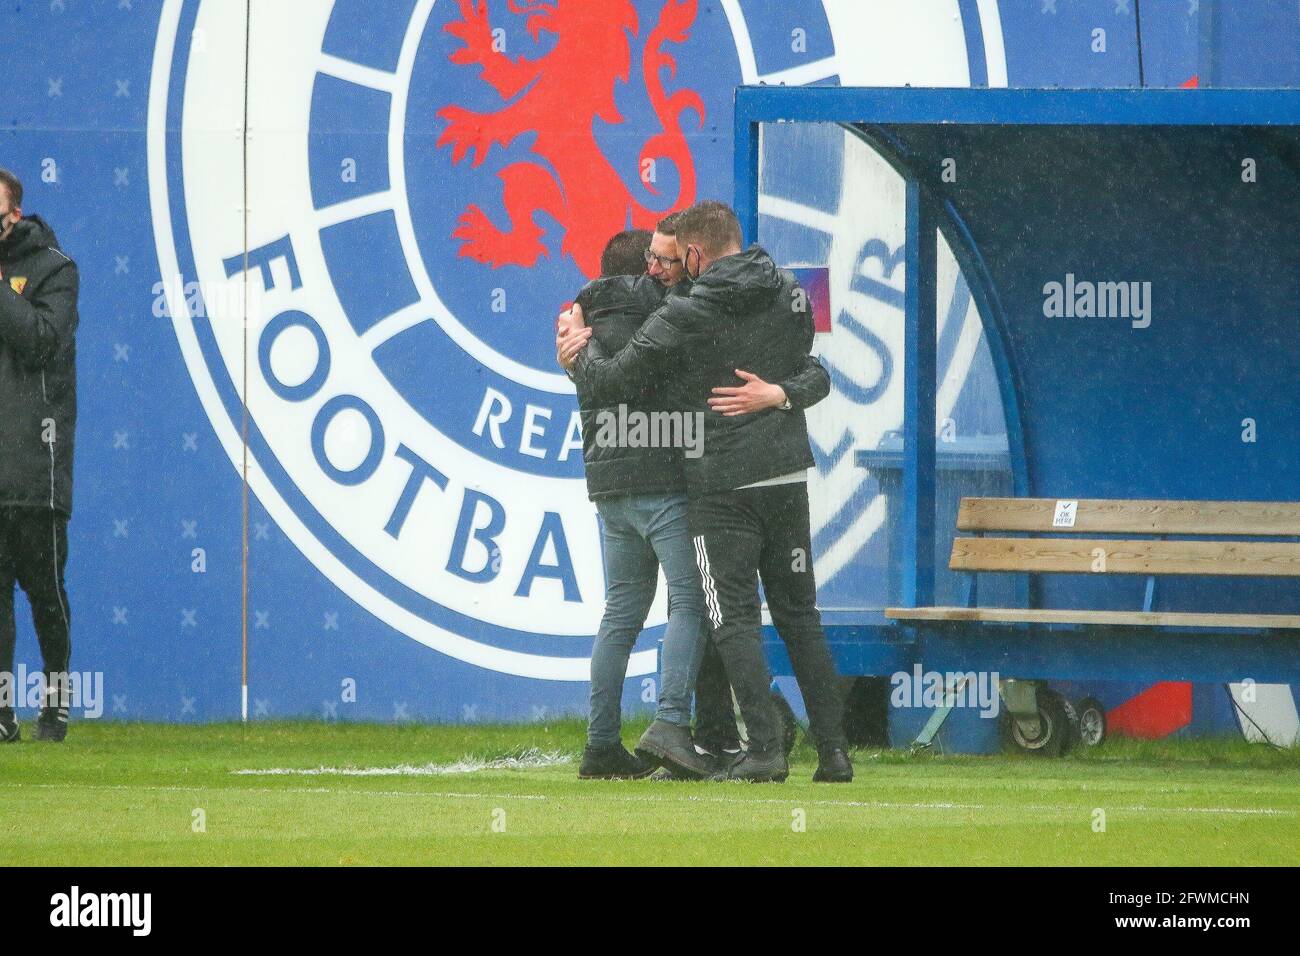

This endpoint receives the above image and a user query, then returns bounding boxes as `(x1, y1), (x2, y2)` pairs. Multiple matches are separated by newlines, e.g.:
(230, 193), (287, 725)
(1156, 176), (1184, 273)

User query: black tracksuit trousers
(0, 506), (72, 715)
(692, 636), (740, 751)
(689, 481), (846, 756)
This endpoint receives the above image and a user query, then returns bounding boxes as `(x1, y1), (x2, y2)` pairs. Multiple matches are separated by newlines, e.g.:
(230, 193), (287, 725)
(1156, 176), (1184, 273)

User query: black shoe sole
(0, 729), (19, 744)
(812, 772), (853, 783)
(33, 727), (67, 743)
(647, 767), (695, 782)
(577, 755), (655, 780)
(631, 744), (662, 769)
(714, 762), (789, 783)
(720, 771), (788, 783)
(635, 742), (710, 781)
(577, 769), (654, 780)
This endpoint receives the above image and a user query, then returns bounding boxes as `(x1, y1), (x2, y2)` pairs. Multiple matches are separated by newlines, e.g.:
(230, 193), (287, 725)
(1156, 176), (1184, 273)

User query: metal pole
(902, 179), (937, 607)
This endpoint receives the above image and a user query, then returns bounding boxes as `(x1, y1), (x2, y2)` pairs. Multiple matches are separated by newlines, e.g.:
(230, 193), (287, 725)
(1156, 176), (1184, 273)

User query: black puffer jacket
(573, 275), (685, 500)
(0, 216), (79, 516)
(574, 247), (827, 496)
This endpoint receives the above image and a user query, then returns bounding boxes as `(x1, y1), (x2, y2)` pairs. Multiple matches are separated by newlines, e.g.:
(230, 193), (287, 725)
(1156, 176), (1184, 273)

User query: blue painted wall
(0, 0), (1296, 722)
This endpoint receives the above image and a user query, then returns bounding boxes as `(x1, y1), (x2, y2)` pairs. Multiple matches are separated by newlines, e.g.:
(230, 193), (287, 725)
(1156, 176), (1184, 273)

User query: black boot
(578, 742), (652, 780)
(693, 737), (744, 776)
(635, 719), (713, 780)
(813, 747), (853, 783)
(34, 707), (68, 742)
(713, 748), (788, 783)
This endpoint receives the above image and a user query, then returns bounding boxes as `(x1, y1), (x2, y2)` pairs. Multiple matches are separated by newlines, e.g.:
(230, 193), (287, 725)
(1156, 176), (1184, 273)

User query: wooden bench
(886, 497), (1300, 630)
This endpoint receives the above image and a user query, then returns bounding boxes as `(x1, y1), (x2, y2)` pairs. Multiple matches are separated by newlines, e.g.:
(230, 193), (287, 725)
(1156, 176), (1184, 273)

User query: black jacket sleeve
(778, 354), (832, 411)
(573, 293), (703, 407)
(0, 256), (79, 367)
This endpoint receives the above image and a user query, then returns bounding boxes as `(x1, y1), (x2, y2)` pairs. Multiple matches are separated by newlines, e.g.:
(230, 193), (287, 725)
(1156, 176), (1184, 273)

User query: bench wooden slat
(950, 537), (1300, 576)
(885, 606), (1300, 629)
(957, 498), (1300, 536)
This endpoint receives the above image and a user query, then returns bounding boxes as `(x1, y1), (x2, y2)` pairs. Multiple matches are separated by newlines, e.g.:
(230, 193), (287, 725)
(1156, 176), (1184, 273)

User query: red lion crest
(436, 0), (705, 277)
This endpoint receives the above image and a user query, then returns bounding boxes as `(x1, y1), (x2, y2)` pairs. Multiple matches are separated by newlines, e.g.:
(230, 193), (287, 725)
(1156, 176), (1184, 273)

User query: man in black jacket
(567, 227), (831, 780)
(567, 229), (707, 779)
(639, 213), (748, 770)
(0, 169), (78, 743)
(562, 201), (852, 783)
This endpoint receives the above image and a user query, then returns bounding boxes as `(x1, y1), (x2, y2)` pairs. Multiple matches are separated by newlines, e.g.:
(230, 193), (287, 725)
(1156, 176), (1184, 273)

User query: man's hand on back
(708, 369), (788, 416)
(555, 304), (592, 371)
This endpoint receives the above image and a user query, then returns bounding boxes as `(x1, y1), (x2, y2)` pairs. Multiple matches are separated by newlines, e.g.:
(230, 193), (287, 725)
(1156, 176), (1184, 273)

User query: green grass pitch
(2, 719), (1297, 866)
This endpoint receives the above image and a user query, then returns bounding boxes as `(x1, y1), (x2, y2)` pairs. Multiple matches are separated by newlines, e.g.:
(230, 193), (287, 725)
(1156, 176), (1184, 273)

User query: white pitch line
(0, 781), (549, 802)
(1, 781), (1293, 818)
(235, 750), (572, 776)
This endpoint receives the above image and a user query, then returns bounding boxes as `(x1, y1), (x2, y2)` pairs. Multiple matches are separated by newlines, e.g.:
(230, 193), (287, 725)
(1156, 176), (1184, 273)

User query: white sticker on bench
(1053, 500), (1078, 528)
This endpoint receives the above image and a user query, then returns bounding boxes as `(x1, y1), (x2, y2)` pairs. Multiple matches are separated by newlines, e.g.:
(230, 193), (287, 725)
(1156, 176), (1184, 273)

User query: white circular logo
(148, 0), (1004, 680)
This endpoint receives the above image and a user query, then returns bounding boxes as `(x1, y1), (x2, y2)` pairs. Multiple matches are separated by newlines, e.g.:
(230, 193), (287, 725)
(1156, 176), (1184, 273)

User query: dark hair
(675, 200), (742, 255)
(0, 169), (22, 209)
(600, 228), (652, 277)
(655, 213), (680, 237)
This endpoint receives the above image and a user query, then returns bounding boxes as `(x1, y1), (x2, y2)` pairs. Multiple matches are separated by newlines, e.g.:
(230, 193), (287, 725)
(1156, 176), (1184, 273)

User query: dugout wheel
(772, 690), (800, 757)
(1000, 686), (1081, 757)
(1076, 697), (1107, 747)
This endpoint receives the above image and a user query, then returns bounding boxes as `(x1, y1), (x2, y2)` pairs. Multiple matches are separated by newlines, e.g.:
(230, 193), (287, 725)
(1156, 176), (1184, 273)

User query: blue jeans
(588, 492), (707, 747)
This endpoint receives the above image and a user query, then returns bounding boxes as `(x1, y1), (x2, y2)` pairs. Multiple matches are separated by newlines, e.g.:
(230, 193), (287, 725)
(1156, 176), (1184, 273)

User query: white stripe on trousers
(46, 411), (70, 713)
(693, 535), (723, 629)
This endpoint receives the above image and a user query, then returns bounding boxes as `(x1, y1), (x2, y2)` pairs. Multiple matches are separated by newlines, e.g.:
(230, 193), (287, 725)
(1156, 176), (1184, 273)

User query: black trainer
(635, 719), (714, 780)
(813, 748), (854, 783)
(694, 735), (741, 757)
(694, 739), (744, 776)
(33, 708), (68, 743)
(0, 712), (19, 744)
(713, 748), (788, 783)
(578, 742), (653, 780)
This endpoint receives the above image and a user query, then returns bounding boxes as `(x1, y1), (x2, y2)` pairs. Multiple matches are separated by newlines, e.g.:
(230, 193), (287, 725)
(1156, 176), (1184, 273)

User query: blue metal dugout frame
(735, 87), (1300, 687)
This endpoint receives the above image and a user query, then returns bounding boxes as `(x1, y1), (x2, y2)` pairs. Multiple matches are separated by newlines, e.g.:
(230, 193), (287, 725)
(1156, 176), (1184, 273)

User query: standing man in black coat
(561, 201), (852, 783)
(0, 169), (79, 743)
(565, 228), (710, 779)
(637, 213), (747, 770)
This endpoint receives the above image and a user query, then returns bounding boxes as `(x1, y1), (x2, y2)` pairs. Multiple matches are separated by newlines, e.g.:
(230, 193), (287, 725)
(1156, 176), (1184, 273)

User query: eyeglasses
(644, 250), (682, 269)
